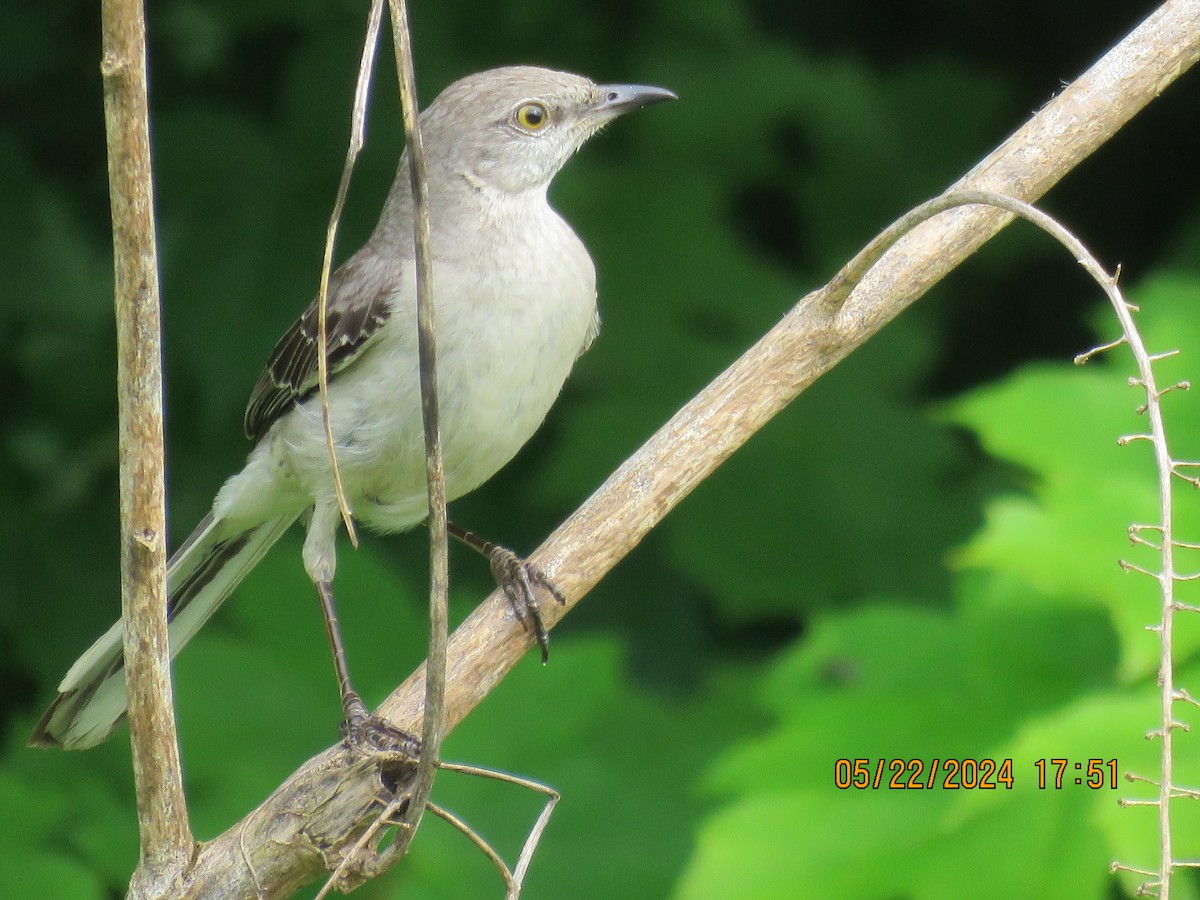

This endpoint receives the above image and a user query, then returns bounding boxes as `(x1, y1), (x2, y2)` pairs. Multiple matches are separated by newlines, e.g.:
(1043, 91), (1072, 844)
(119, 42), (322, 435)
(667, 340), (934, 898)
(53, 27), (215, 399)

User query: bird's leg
(306, 501), (419, 757)
(446, 522), (566, 663)
(314, 578), (421, 758)
(314, 578), (368, 724)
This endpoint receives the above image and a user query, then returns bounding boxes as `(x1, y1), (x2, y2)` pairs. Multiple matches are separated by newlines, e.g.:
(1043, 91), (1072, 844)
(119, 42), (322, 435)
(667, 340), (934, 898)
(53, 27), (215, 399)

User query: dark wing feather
(244, 250), (396, 442)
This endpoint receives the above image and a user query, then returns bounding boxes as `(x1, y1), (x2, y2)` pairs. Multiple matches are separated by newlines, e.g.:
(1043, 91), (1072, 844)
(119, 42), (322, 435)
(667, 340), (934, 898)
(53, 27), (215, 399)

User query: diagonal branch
(377, 0), (1200, 737)
(175, 0), (1200, 896)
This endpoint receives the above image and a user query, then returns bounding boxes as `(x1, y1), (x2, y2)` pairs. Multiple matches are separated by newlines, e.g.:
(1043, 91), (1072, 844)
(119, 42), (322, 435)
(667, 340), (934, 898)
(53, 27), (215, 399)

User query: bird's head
(419, 66), (676, 195)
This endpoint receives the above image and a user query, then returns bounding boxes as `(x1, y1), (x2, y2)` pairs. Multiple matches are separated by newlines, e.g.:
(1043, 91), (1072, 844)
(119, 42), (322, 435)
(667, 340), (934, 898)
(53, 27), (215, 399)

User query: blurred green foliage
(3, 0), (1200, 898)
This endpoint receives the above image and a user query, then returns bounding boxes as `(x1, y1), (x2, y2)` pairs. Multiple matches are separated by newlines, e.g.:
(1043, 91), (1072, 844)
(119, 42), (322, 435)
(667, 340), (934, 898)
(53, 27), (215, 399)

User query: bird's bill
(590, 83), (678, 121)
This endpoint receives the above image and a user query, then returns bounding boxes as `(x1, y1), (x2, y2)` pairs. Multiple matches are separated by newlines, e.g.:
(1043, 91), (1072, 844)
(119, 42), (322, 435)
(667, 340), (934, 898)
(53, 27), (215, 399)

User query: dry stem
(312, 0), (387, 548)
(377, 0), (449, 871)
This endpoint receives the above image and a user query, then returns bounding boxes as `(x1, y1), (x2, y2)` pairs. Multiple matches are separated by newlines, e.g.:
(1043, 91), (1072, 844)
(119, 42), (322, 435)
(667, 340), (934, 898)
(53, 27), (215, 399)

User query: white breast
(251, 198), (598, 534)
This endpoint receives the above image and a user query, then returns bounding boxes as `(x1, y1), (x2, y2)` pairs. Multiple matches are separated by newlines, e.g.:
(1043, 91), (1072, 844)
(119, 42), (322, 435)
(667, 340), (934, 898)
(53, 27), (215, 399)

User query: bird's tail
(29, 511), (298, 750)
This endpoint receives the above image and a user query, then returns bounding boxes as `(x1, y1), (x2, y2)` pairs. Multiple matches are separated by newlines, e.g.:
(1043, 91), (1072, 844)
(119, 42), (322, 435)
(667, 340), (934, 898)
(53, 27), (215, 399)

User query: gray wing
(244, 249), (397, 442)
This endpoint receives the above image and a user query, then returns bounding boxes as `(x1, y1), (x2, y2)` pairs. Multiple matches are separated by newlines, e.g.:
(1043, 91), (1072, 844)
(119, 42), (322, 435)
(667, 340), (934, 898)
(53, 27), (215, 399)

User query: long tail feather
(29, 512), (297, 750)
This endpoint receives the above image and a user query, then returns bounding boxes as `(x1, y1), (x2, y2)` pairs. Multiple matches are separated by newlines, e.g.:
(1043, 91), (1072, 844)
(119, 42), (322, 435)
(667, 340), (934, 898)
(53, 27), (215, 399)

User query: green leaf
(676, 594), (1131, 900)
(944, 273), (1200, 680)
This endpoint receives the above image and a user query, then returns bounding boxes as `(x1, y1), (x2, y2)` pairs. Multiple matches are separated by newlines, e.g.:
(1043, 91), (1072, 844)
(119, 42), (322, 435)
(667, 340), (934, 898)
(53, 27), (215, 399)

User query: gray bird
(31, 65), (675, 751)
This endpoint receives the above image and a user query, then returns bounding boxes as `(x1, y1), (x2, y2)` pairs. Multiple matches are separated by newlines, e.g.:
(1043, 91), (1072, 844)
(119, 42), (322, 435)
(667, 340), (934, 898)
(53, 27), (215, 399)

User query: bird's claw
(487, 547), (565, 663)
(340, 694), (422, 759)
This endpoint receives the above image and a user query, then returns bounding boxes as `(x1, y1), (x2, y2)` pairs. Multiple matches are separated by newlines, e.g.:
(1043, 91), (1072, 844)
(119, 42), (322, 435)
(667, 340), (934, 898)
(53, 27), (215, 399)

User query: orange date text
(833, 758), (1014, 790)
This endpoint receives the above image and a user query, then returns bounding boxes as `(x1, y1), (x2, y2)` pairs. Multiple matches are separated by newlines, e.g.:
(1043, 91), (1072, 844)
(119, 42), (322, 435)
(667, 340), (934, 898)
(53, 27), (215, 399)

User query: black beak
(591, 83), (678, 120)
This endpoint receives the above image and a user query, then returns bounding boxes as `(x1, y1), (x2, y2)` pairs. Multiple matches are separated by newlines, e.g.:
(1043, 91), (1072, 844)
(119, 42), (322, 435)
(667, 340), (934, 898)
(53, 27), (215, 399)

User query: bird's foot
(340, 694), (422, 759)
(487, 546), (566, 663)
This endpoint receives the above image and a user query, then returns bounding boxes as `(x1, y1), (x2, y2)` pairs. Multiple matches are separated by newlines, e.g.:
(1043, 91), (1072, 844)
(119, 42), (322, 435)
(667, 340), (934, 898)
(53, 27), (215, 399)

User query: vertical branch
(99, 0), (193, 889)
(1071, 238), (1192, 898)
(386, 0), (448, 849)
(1108, 317), (1185, 900)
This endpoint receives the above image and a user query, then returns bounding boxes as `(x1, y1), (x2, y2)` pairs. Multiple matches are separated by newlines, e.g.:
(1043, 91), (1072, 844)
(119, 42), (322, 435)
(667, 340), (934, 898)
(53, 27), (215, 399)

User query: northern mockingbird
(31, 66), (675, 751)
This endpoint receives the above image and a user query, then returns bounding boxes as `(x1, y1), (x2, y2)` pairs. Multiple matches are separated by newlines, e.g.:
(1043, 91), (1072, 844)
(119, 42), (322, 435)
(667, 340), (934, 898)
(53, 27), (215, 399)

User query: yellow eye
(515, 102), (549, 131)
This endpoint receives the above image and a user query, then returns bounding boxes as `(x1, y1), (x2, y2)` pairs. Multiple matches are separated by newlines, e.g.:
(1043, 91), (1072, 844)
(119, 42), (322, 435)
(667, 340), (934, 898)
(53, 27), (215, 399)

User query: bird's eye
(515, 102), (549, 131)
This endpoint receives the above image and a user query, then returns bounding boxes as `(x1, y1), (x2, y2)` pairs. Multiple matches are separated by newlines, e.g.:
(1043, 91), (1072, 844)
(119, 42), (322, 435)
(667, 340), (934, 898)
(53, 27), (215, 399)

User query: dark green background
(4, 1), (1200, 897)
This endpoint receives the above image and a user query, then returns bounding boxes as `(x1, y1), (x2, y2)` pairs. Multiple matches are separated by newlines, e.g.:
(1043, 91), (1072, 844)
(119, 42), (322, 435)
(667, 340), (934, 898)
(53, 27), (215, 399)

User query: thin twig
(439, 761), (561, 897)
(426, 803), (517, 895)
(385, 0), (449, 869)
(1085, 253), (1185, 900)
(309, 0), (446, 885)
(100, 0), (193, 892)
(313, 0), (388, 548)
(313, 794), (410, 900)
